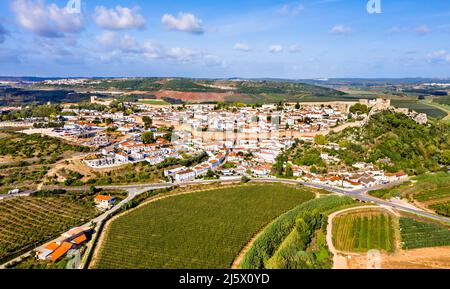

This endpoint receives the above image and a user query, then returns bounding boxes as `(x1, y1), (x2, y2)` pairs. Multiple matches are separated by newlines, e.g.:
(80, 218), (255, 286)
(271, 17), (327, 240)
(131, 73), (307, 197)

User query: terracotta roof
(95, 195), (114, 201)
(45, 242), (60, 251)
(71, 234), (87, 245)
(49, 242), (73, 262)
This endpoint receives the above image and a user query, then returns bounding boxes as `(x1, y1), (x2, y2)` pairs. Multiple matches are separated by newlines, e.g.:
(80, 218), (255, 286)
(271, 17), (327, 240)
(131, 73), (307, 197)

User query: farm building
(36, 229), (89, 262)
(94, 195), (117, 210)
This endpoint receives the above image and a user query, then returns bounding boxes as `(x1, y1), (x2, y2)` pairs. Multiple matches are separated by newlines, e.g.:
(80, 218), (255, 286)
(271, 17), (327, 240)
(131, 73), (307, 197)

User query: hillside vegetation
(36, 78), (350, 104)
(328, 111), (450, 174)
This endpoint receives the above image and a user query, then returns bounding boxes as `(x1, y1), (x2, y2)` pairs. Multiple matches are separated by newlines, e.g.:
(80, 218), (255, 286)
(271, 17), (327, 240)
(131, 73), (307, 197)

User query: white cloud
(165, 47), (223, 66)
(288, 44), (301, 53)
(142, 41), (164, 59)
(95, 32), (221, 66)
(161, 12), (204, 34)
(233, 43), (251, 52)
(331, 24), (352, 34)
(11, 0), (83, 38)
(277, 3), (304, 16)
(427, 50), (450, 63)
(96, 32), (142, 54)
(269, 44), (283, 53)
(94, 6), (146, 30)
(415, 25), (431, 35)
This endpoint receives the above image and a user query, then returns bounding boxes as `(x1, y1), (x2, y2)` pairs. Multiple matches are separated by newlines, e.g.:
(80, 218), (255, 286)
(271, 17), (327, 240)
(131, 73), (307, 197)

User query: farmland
(399, 218), (450, 249)
(0, 195), (98, 263)
(391, 99), (447, 119)
(0, 130), (89, 161)
(240, 195), (357, 269)
(369, 173), (450, 217)
(332, 210), (395, 253)
(138, 99), (170, 105)
(92, 184), (315, 269)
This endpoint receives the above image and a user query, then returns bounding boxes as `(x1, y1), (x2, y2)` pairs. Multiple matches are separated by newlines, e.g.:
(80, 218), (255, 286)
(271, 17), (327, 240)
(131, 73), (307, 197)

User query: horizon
(0, 0), (450, 78)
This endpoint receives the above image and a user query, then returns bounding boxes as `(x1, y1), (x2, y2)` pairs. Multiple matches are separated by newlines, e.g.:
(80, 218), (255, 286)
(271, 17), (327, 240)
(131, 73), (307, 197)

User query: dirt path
(326, 205), (393, 269)
(231, 226), (266, 269)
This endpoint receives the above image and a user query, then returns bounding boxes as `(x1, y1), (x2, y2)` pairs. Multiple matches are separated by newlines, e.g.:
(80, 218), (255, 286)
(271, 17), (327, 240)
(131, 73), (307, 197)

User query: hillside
(33, 78), (349, 104)
(328, 111), (450, 175)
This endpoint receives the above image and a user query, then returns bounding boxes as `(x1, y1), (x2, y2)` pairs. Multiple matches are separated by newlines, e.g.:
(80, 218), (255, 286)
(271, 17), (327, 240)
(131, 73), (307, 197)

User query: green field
(333, 210), (395, 253)
(138, 99), (170, 105)
(240, 195), (356, 269)
(93, 184), (315, 269)
(399, 218), (450, 249)
(391, 99), (448, 119)
(369, 173), (450, 217)
(0, 195), (97, 263)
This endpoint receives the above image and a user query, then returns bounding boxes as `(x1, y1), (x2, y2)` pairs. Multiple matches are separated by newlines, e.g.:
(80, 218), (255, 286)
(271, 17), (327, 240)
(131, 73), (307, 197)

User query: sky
(0, 0), (450, 79)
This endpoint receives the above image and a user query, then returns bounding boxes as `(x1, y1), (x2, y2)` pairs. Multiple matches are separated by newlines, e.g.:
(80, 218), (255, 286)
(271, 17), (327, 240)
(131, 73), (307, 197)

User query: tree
(105, 118), (113, 125)
(142, 132), (155, 144)
(314, 134), (328, 145)
(142, 116), (152, 129)
(349, 103), (369, 115)
(440, 150), (450, 165)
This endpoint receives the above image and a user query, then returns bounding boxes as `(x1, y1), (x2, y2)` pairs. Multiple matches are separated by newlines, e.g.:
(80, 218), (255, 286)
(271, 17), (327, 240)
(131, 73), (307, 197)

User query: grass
(0, 196), (97, 263)
(138, 99), (170, 105)
(93, 184), (315, 269)
(399, 218), (450, 249)
(333, 210), (395, 253)
(391, 99), (447, 119)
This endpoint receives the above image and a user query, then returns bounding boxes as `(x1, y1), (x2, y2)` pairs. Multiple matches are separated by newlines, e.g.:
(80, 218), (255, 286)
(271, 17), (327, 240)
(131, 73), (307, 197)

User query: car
(8, 189), (20, 195)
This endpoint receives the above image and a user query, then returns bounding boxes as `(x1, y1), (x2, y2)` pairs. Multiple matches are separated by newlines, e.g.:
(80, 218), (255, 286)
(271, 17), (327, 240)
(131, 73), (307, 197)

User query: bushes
(240, 195), (355, 269)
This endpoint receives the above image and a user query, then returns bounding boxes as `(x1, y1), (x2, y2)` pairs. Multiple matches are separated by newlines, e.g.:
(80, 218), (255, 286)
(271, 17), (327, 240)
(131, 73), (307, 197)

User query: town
(3, 97), (418, 193)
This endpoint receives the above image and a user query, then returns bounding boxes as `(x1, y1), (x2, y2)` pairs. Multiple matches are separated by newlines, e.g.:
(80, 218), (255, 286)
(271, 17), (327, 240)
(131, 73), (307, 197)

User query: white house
(174, 170), (196, 182)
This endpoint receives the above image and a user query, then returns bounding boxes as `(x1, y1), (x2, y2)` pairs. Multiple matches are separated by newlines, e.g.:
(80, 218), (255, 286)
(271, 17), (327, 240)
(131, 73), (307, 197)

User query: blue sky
(0, 0), (449, 78)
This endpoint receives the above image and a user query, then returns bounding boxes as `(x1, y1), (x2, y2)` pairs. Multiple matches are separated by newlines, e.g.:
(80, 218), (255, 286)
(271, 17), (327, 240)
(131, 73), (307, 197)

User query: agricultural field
(399, 218), (450, 249)
(138, 99), (170, 105)
(240, 195), (357, 269)
(391, 99), (447, 119)
(92, 184), (315, 269)
(332, 210), (395, 253)
(0, 195), (98, 263)
(0, 130), (89, 161)
(369, 173), (450, 217)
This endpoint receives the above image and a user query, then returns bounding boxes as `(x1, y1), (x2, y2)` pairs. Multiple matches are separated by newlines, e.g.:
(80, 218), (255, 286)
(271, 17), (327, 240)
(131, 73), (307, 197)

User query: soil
(345, 247), (450, 269)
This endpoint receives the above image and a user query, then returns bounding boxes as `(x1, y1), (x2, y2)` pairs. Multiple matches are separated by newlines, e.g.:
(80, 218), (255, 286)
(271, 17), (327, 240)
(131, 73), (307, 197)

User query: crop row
(399, 218), (450, 249)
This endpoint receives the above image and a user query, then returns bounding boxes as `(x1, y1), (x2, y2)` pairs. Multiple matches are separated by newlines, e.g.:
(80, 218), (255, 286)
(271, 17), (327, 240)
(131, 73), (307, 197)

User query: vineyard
(240, 195), (356, 269)
(399, 218), (450, 249)
(0, 196), (97, 262)
(93, 184), (315, 269)
(369, 173), (450, 217)
(332, 210), (395, 253)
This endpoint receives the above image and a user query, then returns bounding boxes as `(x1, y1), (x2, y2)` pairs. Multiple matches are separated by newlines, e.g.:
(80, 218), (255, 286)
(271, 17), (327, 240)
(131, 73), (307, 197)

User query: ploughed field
(332, 210), (395, 253)
(93, 184), (315, 269)
(0, 196), (97, 262)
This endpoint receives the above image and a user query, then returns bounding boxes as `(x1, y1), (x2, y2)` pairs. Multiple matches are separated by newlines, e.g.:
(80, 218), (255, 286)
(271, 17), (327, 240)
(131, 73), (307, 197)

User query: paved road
(2, 176), (449, 269)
